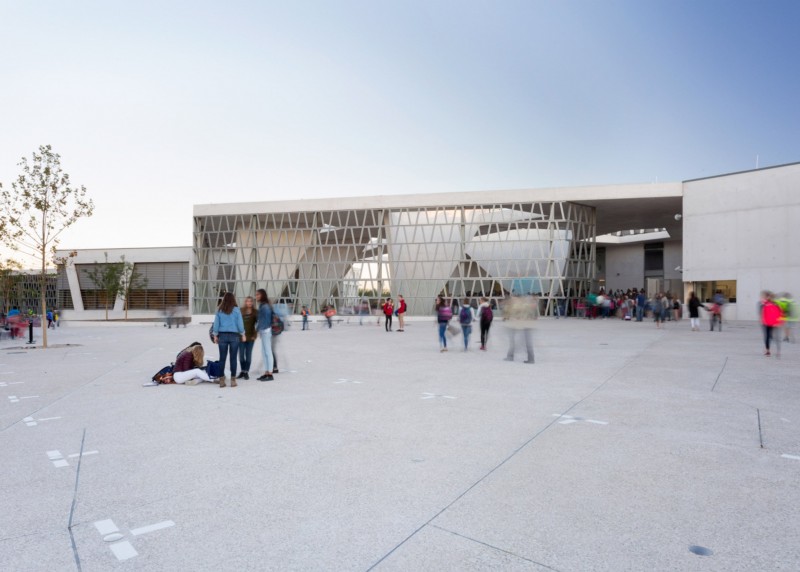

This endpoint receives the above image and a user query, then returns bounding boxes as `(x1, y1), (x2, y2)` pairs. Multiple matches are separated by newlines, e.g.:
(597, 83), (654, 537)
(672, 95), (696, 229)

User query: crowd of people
(154, 286), (796, 386)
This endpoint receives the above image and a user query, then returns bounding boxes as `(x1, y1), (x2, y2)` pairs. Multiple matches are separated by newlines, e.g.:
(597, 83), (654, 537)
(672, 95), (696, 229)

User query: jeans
(217, 332), (240, 378)
(271, 333), (280, 371)
(239, 340), (255, 373)
(173, 368), (212, 384)
(385, 314), (393, 331)
(710, 314), (722, 331)
(507, 328), (534, 362)
(302, 316), (308, 330)
(438, 322), (448, 348)
(480, 321), (491, 347)
(461, 324), (472, 349)
(259, 329), (274, 373)
(764, 325), (774, 351)
(636, 305), (644, 322)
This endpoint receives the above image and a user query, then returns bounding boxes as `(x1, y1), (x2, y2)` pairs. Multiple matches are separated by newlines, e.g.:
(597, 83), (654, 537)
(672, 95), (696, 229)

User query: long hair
(191, 345), (205, 367)
(218, 292), (237, 314)
(256, 289), (270, 306)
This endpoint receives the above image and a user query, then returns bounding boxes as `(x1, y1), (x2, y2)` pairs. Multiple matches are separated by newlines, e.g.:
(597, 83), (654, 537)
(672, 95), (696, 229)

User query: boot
(231, 378), (238, 387)
(219, 376), (226, 388)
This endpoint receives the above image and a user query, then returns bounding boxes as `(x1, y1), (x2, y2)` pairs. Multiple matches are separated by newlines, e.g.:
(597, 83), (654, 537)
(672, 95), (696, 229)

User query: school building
(56, 162), (800, 322)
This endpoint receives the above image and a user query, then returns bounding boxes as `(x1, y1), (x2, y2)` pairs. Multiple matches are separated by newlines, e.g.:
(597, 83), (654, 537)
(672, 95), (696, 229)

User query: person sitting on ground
(173, 343), (214, 385)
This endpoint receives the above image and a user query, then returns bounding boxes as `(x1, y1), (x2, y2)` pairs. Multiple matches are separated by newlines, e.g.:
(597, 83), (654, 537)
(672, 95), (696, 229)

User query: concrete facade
(55, 247), (192, 321)
(682, 163), (800, 321)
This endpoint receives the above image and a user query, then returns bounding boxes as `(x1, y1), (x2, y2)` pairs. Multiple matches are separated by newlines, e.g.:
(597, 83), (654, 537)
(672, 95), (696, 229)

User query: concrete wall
(604, 244), (645, 292)
(55, 246), (193, 321)
(683, 163), (800, 321)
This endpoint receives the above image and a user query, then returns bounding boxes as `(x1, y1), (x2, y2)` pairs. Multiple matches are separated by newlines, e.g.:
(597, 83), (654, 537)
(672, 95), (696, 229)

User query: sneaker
(258, 374), (274, 382)
(524, 360), (535, 364)
(243, 372), (250, 380)
(272, 369), (279, 374)
(236, 372), (246, 379)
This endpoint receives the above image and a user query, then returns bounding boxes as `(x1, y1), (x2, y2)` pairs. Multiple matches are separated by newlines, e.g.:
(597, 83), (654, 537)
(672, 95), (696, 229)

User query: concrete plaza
(1, 316), (799, 571)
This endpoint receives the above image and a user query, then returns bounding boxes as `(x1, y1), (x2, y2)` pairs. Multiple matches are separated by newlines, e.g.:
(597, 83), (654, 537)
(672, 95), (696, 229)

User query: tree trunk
(41, 248), (48, 348)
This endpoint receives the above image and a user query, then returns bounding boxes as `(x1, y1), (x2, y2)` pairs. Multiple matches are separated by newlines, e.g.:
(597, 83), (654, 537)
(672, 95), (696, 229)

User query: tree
(118, 256), (147, 320)
(86, 254), (123, 321)
(0, 145), (94, 347)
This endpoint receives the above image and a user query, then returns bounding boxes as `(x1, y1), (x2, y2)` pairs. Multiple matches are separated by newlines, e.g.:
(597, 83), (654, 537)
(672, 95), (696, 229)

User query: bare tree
(0, 145), (94, 347)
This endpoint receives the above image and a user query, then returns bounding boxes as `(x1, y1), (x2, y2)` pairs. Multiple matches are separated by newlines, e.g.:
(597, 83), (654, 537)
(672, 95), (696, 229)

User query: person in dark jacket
(237, 296), (258, 381)
(255, 289), (274, 382)
(687, 292), (706, 331)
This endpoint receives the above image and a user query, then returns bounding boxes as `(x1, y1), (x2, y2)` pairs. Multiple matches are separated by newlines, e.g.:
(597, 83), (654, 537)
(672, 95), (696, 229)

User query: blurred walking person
(760, 291), (784, 357)
(436, 296), (453, 352)
(687, 292), (706, 332)
(504, 295), (538, 364)
(477, 297), (494, 350)
(458, 298), (474, 351)
(396, 294), (407, 331)
(776, 293), (797, 343)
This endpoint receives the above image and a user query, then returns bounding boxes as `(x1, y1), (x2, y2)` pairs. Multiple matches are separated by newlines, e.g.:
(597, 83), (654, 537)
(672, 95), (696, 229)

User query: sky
(1, 0), (799, 264)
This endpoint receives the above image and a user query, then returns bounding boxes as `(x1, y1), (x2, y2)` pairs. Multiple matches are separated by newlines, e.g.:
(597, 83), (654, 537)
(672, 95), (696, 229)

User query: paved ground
(1, 316), (798, 571)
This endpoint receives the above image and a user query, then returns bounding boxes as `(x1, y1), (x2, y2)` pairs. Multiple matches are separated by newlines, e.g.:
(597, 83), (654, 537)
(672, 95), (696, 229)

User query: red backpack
(762, 302), (783, 327)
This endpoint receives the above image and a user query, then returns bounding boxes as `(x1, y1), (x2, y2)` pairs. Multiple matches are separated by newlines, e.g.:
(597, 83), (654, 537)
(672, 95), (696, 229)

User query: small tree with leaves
(118, 257), (147, 320)
(86, 254), (123, 321)
(0, 145), (94, 347)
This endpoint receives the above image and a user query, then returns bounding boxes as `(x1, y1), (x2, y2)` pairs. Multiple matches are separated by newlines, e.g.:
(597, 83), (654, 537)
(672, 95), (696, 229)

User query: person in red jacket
(396, 294), (407, 331)
(382, 298), (394, 332)
(760, 291), (784, 357)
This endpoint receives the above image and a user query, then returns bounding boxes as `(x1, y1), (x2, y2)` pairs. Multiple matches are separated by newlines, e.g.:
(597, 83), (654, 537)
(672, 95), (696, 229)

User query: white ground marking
(8, 395), (38, 403)
(24, 416), (61, 427)
(47, 449), (99, 467)
(0, 381), (23, 386)
(335, 378), (363, 384)
(782, 454), (800, 461)
(781, 418), (791, 423)
(553, 414), (609, 425)
(130, 520), (175, 536)
(0, 372), (17, 375)
(94, 518), (175, 561)
(110, 541), (138, 561)
(421, 392), (457, 400)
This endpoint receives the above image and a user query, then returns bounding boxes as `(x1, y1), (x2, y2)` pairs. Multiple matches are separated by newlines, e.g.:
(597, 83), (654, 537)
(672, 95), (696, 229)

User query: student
(255, 289), (274, 382)
(237, 296), (257, 381)
(211, 292), (245, 387)
(435, 296), (452, 352)
(173, 344), (214, 385)
(504, 295), (538, 364)
(458, 298), (474, 351)
(761, 291), (784, 357)
(477, 297), (493, 350)
(46, 310), (55, 329)
(301, 305), (310, 330)
(687, 292), (706, 331)
(382, 298), (394, 332)
(396, 295), (407, 331)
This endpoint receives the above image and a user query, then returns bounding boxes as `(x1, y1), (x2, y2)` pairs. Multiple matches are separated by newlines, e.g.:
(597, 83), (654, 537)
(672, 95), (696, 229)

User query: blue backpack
(459, 306), (472, 325)
(205, 360), (223, 378)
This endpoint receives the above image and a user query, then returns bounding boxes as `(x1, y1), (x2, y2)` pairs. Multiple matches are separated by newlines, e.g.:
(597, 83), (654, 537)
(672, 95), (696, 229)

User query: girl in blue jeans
(212, 292), (245, 388)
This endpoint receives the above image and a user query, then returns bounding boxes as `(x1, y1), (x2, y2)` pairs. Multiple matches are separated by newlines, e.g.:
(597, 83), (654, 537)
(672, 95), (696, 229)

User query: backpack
(152, 365), (175, 384)
(481, 306), (494, 323)
(459, 306), (472, 325)
(205, 360), (223, 378)
(439, 306), (453, 322)
(271, 314), (284, 336)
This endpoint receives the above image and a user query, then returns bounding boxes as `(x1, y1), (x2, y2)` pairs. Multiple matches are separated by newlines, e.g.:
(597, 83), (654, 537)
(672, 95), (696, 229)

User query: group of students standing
(186, 290), (282, 387)
(381, 295), (407, 332)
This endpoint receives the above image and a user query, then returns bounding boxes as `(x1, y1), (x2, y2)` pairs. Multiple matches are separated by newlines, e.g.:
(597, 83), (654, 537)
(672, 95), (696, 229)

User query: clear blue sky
(1, 0), (798, 258)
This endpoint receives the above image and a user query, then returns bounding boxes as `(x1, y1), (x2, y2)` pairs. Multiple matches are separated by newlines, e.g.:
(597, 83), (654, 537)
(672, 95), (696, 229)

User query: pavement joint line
(429, 524), (562, 572)
(0, 344), (161, 433)
(363, 343), (651, 572)
(782, 454), (800, 461)
(757, 409), (764, 448)
(710, 356), (728, 392)
(67, 429), (87, 571)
